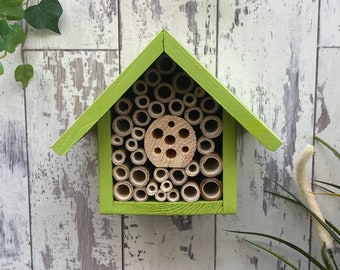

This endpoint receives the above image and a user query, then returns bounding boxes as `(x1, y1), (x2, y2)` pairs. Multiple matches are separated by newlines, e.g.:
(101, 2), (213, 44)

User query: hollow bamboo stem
(154, 82), (176, 103)
(194, 86), (205, 98)
(200, 115), (223, 139)
(112, 116), (134, 137)
(146, 179), (158, 196)
(168, 98), (185, 116)
(184, 106), (203, 126)
(129, 166), (150, 187)
(160, 179), (173, 193)
(167, 189), (180, 202)
(197, 136), (215, 155)
(147, 101), (165, 118)
(169, 168), (188, 186)
(199, 153), (223, 177)
(111, 134), (123, 146)
(133, 187), (149, 202)
(200, 178), (222, 201)
(131, 127), (145, 141)
(156, 54), (177, 74)
(125, 138), (138, 152)
(135, 95), (150, 109)
(132, 80), (148, 96)
(111, 149), (126, 165)
(155, 190), (167, 202)
(153, 167), (169, 183)
(185, 160), (200, 177)
(113, 181), (133, 202)
(114, 98), (133, 115)
(181, 181), (200, 202)
(112, 163), (130, 182)
(172, 72), (194, 94)
(183, 93), (197, 108)
(144, 68), (161, 87)
(200, 96), (220, 114)
(132, 109), (151, 127)
(130, 148), (147, 165)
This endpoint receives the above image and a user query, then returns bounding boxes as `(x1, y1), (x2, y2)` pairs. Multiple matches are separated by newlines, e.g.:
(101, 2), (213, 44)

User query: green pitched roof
(53, 29), (282, 155)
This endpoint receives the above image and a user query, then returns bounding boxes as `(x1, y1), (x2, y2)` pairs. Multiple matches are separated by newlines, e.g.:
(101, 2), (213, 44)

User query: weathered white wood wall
(0, 1), (338, 269)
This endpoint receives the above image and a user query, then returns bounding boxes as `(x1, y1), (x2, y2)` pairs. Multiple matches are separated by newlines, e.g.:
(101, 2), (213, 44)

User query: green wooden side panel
(97, 111), (114, 214)
(52, 31), (164, 155)
(163, 30), (282, 151)
(109, 201), (225, 215)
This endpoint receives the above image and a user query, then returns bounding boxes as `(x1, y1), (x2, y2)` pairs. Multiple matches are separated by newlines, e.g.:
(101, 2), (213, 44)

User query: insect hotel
(52, 30), (282, 215)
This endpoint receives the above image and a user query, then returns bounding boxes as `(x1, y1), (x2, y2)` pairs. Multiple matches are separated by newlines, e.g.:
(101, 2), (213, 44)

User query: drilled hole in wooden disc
(145, 115), (196, 168)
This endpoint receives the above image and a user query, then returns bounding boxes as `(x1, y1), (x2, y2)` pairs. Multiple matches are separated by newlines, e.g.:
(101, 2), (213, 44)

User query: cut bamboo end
(132, 80), (148, 96)
(194, 86), (205, 98)
(111, 149), (126, 165)
(148, 101), (166, 118)
(112, 163), (130, 182)
(113, 181), (133, 202)
(160, 180), (173, 193)
(154, 83), (176, 103)
(185, 160), (200, 177)
(111, 134), (124, 146)
(145, 115), (197, 168)
(144, 68), (161, 86)
(200, 178), (222, 201)
(167, 189), (180, 202)
(125, 138), (138, 152)
(168, 98), (185, 116)
(184, 106), (203, 126)
(146, 179), (158, 196)
(131, 127), (145, 141)
(183, 93), (197, 108)
(130, 148), (147, 165)
(155, 190), (167, 202)
(156, 54), (177, 75)
(114, 98), (133, 115)
(200, 96), (220, 114)
(197, 136), (215, 155)
(133, 187), (149, 202)
(132, 109), (151, 127)
(135, 95), (150, 109)
(173, 71), (194, 94)
(200, 115), (222, 138)
(181, 181), (200, 202)
(169, 168), (188, 186)
(199, 153), (223, 177)
(112, 116), (134, 137)
(153, 167), (169, 183)
(129, 166), (150, 187)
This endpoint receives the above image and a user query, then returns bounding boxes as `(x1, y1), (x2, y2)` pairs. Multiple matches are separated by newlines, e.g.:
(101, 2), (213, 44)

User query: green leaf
(15, 64), (33, 87)
(314, 136), (340, 159)
(320, 243), (335, 270)
(0, 18), (18, 53)
(0, 0), (24, 20)
(25, 0), (63, 34)
(10, 23), (25, 49)
(315, 180), (340, 191)
(0, 61), (4, 75)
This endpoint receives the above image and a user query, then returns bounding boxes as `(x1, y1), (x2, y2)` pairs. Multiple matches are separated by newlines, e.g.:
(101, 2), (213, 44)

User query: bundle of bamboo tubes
(111, 53), (223, 203)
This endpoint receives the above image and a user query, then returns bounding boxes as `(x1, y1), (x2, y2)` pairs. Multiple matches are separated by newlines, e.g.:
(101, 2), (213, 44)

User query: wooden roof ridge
(52, 29), (281, 155)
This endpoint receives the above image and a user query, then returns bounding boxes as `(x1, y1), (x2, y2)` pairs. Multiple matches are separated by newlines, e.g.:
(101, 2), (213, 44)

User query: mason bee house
(53, 30), (282, 215)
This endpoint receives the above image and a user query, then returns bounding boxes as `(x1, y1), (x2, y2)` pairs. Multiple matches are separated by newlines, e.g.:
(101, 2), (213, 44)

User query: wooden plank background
(0, 0), (339, 269)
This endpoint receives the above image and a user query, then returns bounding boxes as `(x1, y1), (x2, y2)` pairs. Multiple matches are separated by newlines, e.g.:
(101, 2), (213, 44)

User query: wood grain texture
(0, 52), (31, 270)
(24, 51), (122, 269)
(216, 0), (318, 269)
(319, 0), (340, 47)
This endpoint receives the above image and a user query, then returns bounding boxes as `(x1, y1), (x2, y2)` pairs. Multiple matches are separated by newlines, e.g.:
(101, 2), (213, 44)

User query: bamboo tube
(145, 115), (197, 168)
(129, 166), (150, 187)
(147, 101), (165, 118)
(197, 136), (215, 155)
(112, 116), (133, 137)
(111, 149), (126, 165)
(181, 181), (200, 202)
(135, 95), (150, 109)
(132, 80), (148, 96)
(172, 72), (194, 94)
(130, 148), (147, 165)
(111, 134), (123, 146)
(132, 109), (151, 127)
(131, 127), (145, 141)
(125, 138), (138, 152)
(146, 179), (158, 196)
(169, 168), (188, 186)
(113, 181), (133, 202)
(144, 68), (161, 87)
(184, 106), (203, 126)
(183, 93), (197, 108)
(200, 178), (222, 201)
(168, 98), (185, 116)
(200, 96), (220, 114)
(155, 190), (167, 202)
(160, 179), (173, 193)
(114, 98), (133, 115)
(200, 115), (223, 139)
(112, 163), (130, 182)
(199, 153), (223, 177)
(194, 86), (205, 98)
(156, 54), (177, 74)
(153, 167), (169, 183)
(154, 83), (176, 103)
(185, 160), (200, 177)
(166, 189), (180, 202)
(133, 187), (149, 202)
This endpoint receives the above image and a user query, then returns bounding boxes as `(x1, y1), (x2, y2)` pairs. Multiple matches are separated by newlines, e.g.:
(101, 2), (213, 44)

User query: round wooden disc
(144, 115), (196, 168)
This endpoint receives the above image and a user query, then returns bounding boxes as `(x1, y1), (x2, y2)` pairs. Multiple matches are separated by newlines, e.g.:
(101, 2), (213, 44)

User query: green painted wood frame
(98, 110), (237, 215)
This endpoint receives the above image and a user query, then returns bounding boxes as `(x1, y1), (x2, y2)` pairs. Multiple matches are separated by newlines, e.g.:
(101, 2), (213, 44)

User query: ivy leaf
(11, 23), (26, 47)
(0, 0), (25, 20)
(0, 62), (4, 75)
(25, 0), (63, 34)
(0, 18), (18, 53)
(15, 64), (34, 87)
